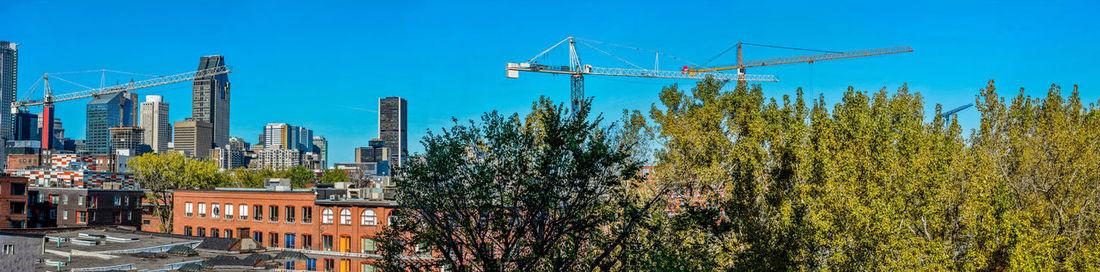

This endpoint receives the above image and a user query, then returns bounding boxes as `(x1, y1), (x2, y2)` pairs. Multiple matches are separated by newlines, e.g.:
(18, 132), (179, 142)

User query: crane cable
(577, 41), (647, 70)
(575, 37), (701, 67)
(701, 42), (841, 67)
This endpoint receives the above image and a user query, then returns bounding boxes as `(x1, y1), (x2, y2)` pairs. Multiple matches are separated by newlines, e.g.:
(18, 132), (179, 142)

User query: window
(225, 204), (233, 220)
(9, 202), (24, 215)
(212, 228), (220, 238)
(114, 196), (121, 206)
(302, 234), (313, 250)
(285, 206), (296, 223)
(10, 183), (25, 195)
(324, 259), (335, 272)
(306, 259), (316, 271)
(361, 237), (376, 253)
(340, 236), (351, 253)
(253, 231), (263, 243)
(86, 196), (98, 208)
(184, 226), (193, 236)
(269, 232), (279, 247)
(198, 227), (206, 237)
(285, 233), (296, 248)
(254, 205), (263, 221)
(49, 195), (59, 205)
(225, 229), (234, 238)
(322, 235), (333, 251)
(362, 263), (376, 272)
(49, 209), (56, 219)
(269, 205), (279, 222)
(62, 195), (68, 205)
(361, 209), (376, 226)
(302, 206), (313, 223)
(339, 209), (351, 225)
(322, 208), (333, 224)
(198, 203), (207, 217)
(113, 210), (121, 223)
(63, 211), (68, 220)
(3, 245), (13, 255)
(239, 204), (248, 220)
(77, 211), (87, 223)
(285, 261), (296, 270)
(212, 205), (220, 219)
(185, 202), (193, 217)
(340, 259), (350, 272)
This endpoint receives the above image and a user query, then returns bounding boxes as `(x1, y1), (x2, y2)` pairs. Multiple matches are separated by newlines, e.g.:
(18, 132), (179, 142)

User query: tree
(286, 166), (317, 187)
(378, 97), (655, 271)
(128, 152), (226, 232)
(320, 169), (350, 184)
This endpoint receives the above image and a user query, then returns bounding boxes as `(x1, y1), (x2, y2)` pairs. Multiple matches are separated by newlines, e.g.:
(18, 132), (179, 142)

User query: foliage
(227, 166), (318, 188)
(644, 78), (1100, 271)
(320, 169), (351, 184)
(128, 152), (226, 232)
(378, 97), (655, 272)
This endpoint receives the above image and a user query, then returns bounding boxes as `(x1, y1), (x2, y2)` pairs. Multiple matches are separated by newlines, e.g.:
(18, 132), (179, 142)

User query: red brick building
(0, 176), (29, 228)
(172, 182), (400, 272)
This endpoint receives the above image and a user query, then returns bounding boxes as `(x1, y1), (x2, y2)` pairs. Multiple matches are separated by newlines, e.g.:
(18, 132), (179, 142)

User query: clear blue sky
(3, 0), (1098, 164)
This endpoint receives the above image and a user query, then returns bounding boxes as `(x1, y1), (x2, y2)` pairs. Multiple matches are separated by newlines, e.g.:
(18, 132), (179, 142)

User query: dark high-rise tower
(192, 55), (230, 148)
(0, 41), (18, 168)
(86, 92), (137, 155)
(378, 97), (407, 167)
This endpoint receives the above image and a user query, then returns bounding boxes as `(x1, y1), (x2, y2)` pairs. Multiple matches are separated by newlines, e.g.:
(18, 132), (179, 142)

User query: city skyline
(2, 1), (1098, 164)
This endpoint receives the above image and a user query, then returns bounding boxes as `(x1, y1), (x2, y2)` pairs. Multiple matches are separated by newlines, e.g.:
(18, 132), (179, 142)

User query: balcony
(286, 217), (295, 223)
(302, 217), (312, 224)
(185, 212), (193, 217)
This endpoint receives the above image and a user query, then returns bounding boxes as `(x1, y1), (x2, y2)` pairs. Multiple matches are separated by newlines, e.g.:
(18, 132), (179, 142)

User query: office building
(263, 123), (313, 151)
(86, 92), (137, 155)
(211, 145), (246, 170)
(11, 110), (37, 141)
(313, 136), (328, 169)
(0, 41), (19, 169)
(140, 95), (171, 153)
(379, 97), (407, 167)
(173, 119), (213, 158)
(108, 126), (147, 156)
(192, 55), (231, 148)
(354, 139), (388, 164)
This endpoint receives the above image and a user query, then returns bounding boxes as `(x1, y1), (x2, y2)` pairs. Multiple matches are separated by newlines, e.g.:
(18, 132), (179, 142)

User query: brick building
(0, 176), (28, 228)
(172, 182), (401, 272)
(6, 154), (42, 170)
(25, 187), (144, 228)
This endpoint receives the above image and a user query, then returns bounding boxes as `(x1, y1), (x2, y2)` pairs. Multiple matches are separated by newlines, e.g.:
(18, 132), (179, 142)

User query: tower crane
(683, 42), (913, 79)
(506, 37), (778, 110)
(13, 65), (232, 150)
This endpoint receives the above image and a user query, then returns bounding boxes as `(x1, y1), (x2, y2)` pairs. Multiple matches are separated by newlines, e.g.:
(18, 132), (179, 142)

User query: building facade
(140, 95), (171, 153)
(172, 184), (399, 272)
(108, 126), (147, 156)
(173, 119), (213, 158)
(0, 41), (18, 169)
(312, 136), (327, 169)
(26, 187), (143, 228)
(0, 176), (28, 228)
(354, 139), (388, 164)
(254, 148), (301, 170)
(192, 55), (231, 148)
(86, 92), (138, 155)
(378, 97), (407, 167)
(211, 145), (246, 170)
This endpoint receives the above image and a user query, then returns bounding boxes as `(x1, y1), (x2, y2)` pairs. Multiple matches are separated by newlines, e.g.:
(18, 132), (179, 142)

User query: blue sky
(3, 0), (1098, 164)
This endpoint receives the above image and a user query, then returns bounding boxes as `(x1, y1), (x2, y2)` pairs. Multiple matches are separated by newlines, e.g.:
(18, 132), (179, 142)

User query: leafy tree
(320, 169), (350, 184)
(286, 166), (317, 187)
(378, 97), (656, 271)
(128, 152), (226, 232)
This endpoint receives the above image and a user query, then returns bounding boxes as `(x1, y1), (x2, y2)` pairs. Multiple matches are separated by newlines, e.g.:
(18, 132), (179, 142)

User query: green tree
(378, 97), (656, 271)
(128, 152), (226, 232)
(320, 169), (350, 184)
(286, 166), (317, 187)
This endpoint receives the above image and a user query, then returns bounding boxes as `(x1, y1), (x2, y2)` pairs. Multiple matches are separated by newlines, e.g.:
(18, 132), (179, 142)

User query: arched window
(340, 209), (352, 225)
(322, 208), (334, 224)
(361, 209), (376, 226)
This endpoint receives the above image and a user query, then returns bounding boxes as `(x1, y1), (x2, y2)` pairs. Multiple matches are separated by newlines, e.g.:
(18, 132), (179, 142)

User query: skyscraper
(312, 136), (327, 169)
(263, 123), (313, 151)
(379, 97), (407, 167)
(86, 92), (138, 155)
(12, 110), (38, 141)
(192, 55), (230, 148)
(0, 41), (18, 169)
(108, 126), (147, 156)
(355, 138), (388, 163)
(173, 119), (213, 158)
(140, 95), (171, 153)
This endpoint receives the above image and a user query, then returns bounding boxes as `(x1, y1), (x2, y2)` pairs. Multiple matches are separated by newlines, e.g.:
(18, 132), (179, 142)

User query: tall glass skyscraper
(86, 92), (137, 155)
(379, 97), (407, 167)
(0, 41), (18, 168)
(192, 55), (230, 148)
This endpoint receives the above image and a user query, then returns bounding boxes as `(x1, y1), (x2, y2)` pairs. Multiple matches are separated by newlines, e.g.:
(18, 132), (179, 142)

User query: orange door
(340, 236), (351, 253)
